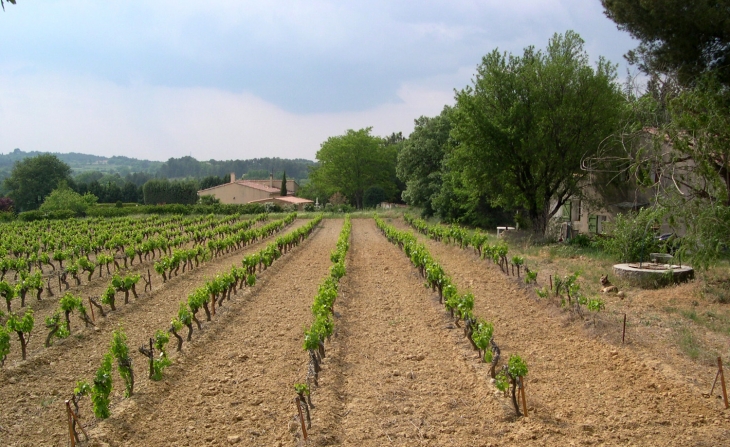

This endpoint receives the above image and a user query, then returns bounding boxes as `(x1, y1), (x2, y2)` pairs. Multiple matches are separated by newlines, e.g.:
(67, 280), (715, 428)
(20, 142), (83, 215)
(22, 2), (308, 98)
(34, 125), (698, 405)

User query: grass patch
(677, 327), (701, 360)
(664, 306), (730, 336)
(680, 309), (701, 323)
(700, 271), (730, 304)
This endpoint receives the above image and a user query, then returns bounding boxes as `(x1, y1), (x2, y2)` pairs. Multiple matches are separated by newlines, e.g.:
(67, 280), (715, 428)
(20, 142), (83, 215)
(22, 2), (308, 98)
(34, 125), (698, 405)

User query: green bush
(17, 210), (46, 222)
(18, 209), (77, 221)
(39, 184), (97, 216)
(568, 233), (593, 248)
(599, 207), (663, 262)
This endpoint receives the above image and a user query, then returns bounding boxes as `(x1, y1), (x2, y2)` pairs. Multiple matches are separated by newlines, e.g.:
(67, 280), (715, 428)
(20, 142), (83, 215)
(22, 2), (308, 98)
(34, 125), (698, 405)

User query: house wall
(198, 183), (275, 204)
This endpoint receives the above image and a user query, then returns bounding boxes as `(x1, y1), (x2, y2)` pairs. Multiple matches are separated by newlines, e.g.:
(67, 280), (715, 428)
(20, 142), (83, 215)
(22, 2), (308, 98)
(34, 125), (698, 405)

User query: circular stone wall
(613, 263), (694, 289)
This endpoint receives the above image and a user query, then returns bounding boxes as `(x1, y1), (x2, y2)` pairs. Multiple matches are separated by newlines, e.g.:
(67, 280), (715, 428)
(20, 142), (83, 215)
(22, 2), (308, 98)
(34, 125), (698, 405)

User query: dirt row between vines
(94, 218), (517, 447)
(0, 218), (311, 447)
(391, 217), (730, 446)
(91, 218), (343, 446)
(310, 218), (501, 446)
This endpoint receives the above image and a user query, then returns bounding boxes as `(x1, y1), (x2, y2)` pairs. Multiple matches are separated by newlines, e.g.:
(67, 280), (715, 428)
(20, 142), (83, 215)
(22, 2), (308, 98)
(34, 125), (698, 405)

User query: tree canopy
(602, 0), (730, 87)
(600, 2), (730, 267)
(449, 31), (624, 235)
(142, 179), (199, 205)
(397, 106), (452, 217)
(3, 154), (73, 212)
(309, 128), (397, 209)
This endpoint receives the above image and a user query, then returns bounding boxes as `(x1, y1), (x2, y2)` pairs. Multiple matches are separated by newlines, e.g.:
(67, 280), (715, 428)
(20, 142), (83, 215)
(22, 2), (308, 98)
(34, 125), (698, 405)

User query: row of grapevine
(0, 212), (269, 287)
(0, 214), (296, 367)
(154, 213), (295, 282)
(403, 214), (513, 273)
(65, 216), (325, 438)
(403, 215), (605, 314)
(0, 214), (267, 304)
(170, 214), (320, 351)
(375, 215), (530, 416)
(294, 215), (352, 434)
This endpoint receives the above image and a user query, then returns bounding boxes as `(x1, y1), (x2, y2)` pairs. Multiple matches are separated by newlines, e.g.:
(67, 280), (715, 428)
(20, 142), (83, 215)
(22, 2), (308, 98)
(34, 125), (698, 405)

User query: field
(0, 215), (729, 446)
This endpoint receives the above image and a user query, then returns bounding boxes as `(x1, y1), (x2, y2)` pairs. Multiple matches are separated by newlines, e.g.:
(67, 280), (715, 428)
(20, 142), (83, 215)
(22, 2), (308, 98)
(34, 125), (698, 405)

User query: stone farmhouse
(197, 173), (314, 211)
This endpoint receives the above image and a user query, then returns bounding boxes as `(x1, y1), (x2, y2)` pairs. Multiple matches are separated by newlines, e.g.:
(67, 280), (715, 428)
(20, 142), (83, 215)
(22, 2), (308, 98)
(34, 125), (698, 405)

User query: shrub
(40, 184), (98, 217)
(599, 207), (663, 262)
(568, 233), (593, 248)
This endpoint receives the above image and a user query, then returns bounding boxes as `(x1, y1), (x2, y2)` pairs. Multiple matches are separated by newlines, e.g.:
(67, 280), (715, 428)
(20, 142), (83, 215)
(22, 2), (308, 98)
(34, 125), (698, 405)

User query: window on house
(561, 202), (572, 222)
(588, 215), (608, 233)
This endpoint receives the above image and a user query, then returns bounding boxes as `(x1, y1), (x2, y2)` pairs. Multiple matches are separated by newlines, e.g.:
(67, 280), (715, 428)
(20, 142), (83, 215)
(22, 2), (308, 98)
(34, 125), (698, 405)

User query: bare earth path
(391, 217), (730, 446)
(0, 218), (311, 447)
(311, 219), (501, 446)
(93, 218), (343, 446)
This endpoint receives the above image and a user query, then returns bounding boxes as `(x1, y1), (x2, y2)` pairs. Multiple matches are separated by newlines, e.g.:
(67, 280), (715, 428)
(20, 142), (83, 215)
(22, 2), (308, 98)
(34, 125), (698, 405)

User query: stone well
(613, 262), (694, 289)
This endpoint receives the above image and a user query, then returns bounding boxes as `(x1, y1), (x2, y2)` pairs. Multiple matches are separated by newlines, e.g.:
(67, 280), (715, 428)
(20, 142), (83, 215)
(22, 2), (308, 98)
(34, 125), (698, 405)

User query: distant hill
(0, 149), (316, 185)
(0, 148), (161, 177)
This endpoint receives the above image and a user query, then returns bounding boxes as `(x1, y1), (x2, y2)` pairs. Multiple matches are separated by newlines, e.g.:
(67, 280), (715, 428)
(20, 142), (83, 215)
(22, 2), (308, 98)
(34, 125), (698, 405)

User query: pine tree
(280, 172), (288, 196)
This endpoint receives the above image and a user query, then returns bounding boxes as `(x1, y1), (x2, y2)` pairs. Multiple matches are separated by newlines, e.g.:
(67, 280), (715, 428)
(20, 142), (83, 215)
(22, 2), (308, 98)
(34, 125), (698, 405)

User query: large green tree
(602, 2), (730, 267)
(602, 0), (730, 87)
(3, 154), (73, 212)
(309, 128), (396, 209)
(397, 107), (452, 216)
(449, 31), (625, 235)
(625, 76), (730, 268)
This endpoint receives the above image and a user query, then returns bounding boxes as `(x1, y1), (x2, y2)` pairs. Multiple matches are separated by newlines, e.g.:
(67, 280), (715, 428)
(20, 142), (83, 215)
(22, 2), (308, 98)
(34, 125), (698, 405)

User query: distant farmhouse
(197, 173), (313, 210)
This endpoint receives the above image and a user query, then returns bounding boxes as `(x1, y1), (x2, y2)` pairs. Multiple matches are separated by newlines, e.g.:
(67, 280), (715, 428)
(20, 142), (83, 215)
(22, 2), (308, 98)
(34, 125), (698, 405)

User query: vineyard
(0, 215), (728, 446)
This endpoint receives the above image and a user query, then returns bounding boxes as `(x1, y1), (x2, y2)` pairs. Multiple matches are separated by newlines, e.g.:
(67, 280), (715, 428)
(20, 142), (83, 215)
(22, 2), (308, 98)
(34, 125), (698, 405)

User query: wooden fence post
(719, 357), (729, 409)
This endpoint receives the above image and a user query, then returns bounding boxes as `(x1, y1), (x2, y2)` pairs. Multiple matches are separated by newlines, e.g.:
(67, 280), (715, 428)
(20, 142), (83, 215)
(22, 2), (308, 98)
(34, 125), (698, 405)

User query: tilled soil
(91, 218), (344, 446)
(390, 217), (730, 446)
(311, 219), (502, 446)
(0, 218), (311, 447)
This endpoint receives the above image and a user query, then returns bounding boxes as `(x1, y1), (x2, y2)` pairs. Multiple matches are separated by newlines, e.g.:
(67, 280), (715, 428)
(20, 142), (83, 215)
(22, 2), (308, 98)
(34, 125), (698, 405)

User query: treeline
(141, 179), (198, 205)
(157, 156), (315, 180)
(75, 176), (228, 205)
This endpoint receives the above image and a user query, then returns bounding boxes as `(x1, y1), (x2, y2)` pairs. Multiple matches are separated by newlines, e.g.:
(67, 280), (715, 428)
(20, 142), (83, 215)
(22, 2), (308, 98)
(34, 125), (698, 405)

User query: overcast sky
(0, 1), (637, 162)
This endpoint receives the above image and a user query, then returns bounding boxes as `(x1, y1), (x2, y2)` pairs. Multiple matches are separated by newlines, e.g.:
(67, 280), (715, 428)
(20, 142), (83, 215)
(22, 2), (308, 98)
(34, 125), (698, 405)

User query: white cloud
(0, 72), (453, 161)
